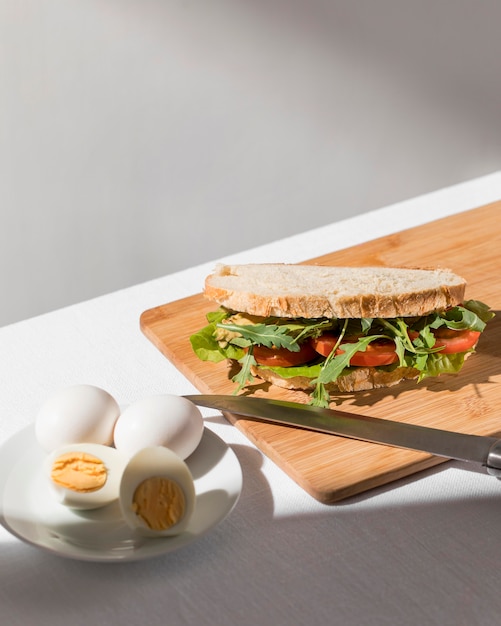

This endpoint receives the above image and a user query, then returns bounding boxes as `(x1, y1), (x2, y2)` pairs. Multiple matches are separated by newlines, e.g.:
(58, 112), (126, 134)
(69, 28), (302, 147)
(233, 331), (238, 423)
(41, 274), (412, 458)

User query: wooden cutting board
(140, 202), (501, 503)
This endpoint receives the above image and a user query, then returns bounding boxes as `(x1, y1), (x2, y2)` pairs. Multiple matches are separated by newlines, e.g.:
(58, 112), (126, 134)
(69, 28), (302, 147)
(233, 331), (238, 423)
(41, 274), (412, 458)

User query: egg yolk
(51, 451), (108, 493)
(132, 477), (186, 531)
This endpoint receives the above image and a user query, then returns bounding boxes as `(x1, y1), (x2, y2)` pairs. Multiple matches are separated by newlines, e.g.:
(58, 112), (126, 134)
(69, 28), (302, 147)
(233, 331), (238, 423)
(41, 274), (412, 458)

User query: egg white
(45, 443), (128, 510)
(119, 446), (196, 537)
(36, 384), (120, 453)
(113, 395), (204, 460)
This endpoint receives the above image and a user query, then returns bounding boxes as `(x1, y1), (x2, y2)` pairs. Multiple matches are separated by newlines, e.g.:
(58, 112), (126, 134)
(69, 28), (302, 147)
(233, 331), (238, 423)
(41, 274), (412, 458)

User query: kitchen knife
(184, 394), (501, 476)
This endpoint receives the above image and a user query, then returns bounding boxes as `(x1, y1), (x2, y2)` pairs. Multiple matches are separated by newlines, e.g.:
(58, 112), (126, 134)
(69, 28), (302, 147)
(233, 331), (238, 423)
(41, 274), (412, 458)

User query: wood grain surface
(140, 202), (501, 503)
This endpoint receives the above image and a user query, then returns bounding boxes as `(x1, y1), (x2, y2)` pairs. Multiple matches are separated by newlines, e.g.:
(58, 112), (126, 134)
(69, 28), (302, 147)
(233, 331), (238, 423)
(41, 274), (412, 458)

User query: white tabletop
(1, 172), (500, 626)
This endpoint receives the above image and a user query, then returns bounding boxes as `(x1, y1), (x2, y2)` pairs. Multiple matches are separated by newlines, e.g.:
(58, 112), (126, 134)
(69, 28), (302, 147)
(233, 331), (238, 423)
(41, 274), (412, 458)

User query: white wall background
(1, 1), (500, 327)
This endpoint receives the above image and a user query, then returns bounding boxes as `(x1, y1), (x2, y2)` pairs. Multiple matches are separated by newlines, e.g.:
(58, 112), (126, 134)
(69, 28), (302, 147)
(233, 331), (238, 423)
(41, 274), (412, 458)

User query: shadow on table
(1, 456), (501, 624)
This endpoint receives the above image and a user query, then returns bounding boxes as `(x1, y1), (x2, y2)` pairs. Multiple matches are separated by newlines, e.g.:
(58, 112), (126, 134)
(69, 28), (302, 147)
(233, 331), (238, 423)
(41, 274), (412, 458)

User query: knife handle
(486, 440), (501, 477)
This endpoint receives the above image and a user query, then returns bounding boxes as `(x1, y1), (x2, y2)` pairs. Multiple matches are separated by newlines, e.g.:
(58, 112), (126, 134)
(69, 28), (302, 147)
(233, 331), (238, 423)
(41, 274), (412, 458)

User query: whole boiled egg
(35, 384), (120, 453)
(113, 395), (204, 460)
(45, 443), (128, 510)
(119, 446), (196, 537)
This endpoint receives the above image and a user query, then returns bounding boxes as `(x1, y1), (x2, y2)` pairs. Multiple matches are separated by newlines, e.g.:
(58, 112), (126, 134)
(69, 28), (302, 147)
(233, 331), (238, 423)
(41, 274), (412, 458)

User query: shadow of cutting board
(140, 202), (501, 503)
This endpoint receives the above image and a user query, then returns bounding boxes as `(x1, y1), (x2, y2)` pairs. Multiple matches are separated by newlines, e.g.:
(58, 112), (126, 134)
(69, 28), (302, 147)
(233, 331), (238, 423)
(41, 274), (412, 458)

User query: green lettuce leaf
(190, 300), (494, 406)
(190, 310), (245, 362)
(416, 351), (467, 380)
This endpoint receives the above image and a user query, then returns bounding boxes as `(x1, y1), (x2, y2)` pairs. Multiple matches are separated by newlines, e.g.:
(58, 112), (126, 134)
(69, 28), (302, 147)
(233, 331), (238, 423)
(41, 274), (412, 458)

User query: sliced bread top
(204, 263), (467, 318)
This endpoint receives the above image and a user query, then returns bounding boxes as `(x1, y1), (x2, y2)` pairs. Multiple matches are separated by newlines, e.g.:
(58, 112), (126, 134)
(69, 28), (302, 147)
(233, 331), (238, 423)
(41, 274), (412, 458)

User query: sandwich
(189, 264), (494, 406)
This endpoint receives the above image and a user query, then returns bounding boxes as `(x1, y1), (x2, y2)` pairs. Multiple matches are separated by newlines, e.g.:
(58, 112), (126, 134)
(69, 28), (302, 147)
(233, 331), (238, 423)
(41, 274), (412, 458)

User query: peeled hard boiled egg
(35, 384), (120, 453)
(113, 395), (204, 460)
(119, 446), (196, 537)
(46, 443), (128, 510)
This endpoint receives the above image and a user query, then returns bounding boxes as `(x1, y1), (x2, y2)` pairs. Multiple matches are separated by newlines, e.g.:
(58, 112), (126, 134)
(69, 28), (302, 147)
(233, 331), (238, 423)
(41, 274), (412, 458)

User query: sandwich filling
(190, 300), (494, 406)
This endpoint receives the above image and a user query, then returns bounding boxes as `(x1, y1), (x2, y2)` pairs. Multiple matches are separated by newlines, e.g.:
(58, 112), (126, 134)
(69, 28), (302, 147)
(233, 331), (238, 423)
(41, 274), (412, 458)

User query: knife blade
(184, 394), (501, 476)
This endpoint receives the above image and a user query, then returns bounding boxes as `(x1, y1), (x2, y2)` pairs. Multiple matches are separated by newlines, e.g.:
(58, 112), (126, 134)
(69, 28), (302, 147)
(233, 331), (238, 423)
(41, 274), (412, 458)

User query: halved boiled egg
(119, 446), (196, 537)
(45, 443), (127, 510)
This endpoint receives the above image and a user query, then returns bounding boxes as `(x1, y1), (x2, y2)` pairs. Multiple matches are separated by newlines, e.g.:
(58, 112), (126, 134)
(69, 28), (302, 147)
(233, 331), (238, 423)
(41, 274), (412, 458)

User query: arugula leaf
(294, 318), (334, 342)
(217, 322), (301, 351)
(379, 319), (414, 364)
(309, 382), (332, 408)
(419, 300), (494, 333)
(360, 318), (374, 333)
(439, 301), (493, 332)
(464, 299), (495, 324)
(191, 300), (494, 404)
(315, 335), (386, 385)
(232, 349), (257, 393)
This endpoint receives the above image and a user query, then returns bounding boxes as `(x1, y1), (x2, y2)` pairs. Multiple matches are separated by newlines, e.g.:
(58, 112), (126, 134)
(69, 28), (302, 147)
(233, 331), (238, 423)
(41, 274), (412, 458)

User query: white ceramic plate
(0, 425), (242, 562)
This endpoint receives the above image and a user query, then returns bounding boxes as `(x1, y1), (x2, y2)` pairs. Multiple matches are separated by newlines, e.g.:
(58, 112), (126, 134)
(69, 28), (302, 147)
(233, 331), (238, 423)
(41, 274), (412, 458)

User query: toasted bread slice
(204, 264), (466, 319)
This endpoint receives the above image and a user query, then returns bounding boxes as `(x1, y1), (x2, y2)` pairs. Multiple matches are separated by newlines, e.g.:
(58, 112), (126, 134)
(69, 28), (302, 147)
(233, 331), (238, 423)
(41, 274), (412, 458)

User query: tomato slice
(312, 327), (481, 368)
(431, 328), (480, 354)
(345, 339), (399, 367)
(311, 334), (398, 366)
(252, 340), (318, 367)
(311, 333), (340, 358)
